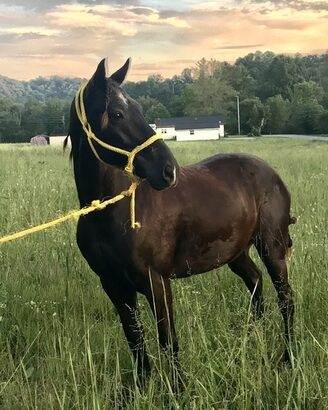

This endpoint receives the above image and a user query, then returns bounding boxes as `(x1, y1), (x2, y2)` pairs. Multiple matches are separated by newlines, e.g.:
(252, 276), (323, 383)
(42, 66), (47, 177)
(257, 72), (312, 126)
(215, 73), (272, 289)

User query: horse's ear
(89, 58), (107, 90)
(110, 58), (131, 85)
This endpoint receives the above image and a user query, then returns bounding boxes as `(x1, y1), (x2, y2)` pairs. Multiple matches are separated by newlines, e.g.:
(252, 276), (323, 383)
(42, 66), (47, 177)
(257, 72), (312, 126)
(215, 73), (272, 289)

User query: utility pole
(236, 95), (241, 136)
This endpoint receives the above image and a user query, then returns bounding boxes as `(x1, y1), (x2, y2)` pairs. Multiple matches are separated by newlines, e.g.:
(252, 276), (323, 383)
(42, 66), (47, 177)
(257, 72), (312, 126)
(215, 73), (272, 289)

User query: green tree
(145, 101), (170, 123)
(182, 77), (235, 116)
(236, 51), (275, 99)
(264, 95), (291, 134)
(263, 55), (301, 99)
(319, 53), (328, 106)
(289, 81), (325, 134)
(240, 97), (265, 135)
(290, 101), (324, 134)
(62, 100), (71, 135)
(167, 95), (184, 117)
(192, 58), (220, 79)
(125, 74), (174, 112)
(316, 110), (328, 134)
(21, 99), (45, 138)
(218, 62), (256, 99)
(0, 99), (23, 142)
(180, 68), (193, 85)
(43, 99), (67, 135)
(137, 96), (159, 115)
(292, 81), (324, 104)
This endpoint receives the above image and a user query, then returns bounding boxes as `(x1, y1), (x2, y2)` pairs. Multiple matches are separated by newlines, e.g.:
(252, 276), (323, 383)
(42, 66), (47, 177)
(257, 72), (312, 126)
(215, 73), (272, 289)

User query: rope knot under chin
(91, 200), (101, 207)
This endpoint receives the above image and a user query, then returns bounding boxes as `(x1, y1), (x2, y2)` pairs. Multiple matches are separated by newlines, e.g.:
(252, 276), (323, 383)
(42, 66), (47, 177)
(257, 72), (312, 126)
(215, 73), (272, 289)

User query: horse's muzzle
(134, 139), (179, 190)
(162, 163), (177, 188)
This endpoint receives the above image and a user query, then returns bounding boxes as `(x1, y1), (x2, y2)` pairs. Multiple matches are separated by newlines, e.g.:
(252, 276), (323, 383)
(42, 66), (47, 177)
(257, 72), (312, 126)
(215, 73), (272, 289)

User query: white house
(155, 115), (224, 141)
(49, 135), (70, 146)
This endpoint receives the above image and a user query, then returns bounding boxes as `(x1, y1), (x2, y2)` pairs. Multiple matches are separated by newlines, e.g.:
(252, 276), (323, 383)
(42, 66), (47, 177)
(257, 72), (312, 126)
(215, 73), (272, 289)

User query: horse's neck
(98, 162), (130, 200)
(72, 135), (128, 207)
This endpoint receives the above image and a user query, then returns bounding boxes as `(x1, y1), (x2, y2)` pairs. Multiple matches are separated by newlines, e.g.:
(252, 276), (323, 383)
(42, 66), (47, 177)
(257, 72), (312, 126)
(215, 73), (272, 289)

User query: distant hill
(0, 75), (83, 101)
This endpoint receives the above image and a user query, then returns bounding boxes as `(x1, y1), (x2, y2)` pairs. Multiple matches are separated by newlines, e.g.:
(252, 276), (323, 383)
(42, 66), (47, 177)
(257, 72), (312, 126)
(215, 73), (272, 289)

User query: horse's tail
(64, 98), (76, 160)
(287, 215), (297, 257)
(63, 134), (73, 161)
(63, 134), (69, 151)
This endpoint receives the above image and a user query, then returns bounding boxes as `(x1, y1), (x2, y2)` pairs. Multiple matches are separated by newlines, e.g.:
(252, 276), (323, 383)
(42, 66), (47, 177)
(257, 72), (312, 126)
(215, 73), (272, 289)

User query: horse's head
(77, 58), (178, 190)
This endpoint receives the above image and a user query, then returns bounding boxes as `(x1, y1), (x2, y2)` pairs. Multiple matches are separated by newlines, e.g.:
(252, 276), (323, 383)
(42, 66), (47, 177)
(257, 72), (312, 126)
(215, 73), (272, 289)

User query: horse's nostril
(163, 163), (176, 185)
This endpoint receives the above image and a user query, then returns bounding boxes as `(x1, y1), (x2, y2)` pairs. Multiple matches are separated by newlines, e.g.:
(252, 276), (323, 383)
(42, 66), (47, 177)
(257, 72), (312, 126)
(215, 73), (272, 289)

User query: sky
(0, 0), (327, 81)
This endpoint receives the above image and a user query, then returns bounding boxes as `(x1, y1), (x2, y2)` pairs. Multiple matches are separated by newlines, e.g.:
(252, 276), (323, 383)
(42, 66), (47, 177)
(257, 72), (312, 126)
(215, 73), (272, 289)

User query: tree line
(0, 50), (327, 142)
(0, 98), (71, 142)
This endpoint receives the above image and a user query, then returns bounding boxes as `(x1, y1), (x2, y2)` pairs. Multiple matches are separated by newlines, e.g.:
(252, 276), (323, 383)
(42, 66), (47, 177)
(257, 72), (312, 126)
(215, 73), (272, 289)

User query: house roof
(155, 115), (224, 130)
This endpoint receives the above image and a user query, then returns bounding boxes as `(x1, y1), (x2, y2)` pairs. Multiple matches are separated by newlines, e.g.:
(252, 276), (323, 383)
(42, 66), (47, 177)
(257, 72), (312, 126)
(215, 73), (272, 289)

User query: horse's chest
(77, 217), (133, 276)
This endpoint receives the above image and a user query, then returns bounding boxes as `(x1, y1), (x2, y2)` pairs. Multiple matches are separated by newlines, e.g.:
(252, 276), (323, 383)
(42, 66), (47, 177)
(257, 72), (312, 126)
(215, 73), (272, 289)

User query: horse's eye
(114, 112), (123, 120)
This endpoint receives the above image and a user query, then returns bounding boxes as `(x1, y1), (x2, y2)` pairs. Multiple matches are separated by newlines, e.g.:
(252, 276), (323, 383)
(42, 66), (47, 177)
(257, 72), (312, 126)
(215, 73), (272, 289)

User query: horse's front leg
(100, 276), (151, 385)
(143, 272), (183, 390)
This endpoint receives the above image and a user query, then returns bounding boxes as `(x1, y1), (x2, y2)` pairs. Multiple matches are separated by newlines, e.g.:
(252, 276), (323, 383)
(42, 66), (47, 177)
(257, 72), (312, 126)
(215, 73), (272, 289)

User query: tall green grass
(0, 139), (327, 409)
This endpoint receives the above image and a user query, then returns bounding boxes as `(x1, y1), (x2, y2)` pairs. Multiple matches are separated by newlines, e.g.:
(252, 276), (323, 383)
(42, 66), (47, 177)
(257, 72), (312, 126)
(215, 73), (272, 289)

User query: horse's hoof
(277, 350), (292, 369)
(136, 367), (151, 390)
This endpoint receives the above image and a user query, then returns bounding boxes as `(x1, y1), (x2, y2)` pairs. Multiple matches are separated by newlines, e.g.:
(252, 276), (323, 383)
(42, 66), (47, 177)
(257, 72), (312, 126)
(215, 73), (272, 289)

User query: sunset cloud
(215, 43), (266, 49)
(0, 1), (326, 81)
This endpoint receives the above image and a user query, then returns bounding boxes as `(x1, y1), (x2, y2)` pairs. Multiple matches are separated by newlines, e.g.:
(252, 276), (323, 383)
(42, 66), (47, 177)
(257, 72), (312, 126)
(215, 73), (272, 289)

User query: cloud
(0, 1), (327, 80)
(47, 4), (190, 31)
(129, 6), (157, 15)
(215, 43), (266, 50)
(0, 2), (193, 79)
(133, 59), (196, 71)
(241, 0), (328, 12)
(0, 0), (140, 11)
(0, 0), (65, 11)
(0, 32), (47, 44)
(257, 18), (315, 30)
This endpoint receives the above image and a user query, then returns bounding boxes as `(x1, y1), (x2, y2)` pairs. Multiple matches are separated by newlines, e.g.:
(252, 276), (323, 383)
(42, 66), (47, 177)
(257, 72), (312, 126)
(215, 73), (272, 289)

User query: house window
(162, 129), (167, 134)
(190, 129), (195, 135)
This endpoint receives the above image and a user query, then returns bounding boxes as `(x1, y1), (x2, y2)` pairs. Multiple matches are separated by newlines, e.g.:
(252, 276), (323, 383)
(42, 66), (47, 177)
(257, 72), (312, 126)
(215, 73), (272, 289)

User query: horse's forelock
(106, 78), (116, 99)
(101, 111), (109, 131)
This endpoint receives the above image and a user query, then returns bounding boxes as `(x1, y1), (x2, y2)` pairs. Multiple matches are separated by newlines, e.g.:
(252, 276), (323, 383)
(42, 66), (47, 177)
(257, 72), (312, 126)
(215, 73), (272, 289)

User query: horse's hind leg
(228, 251), (264, 319)
(255, 223), (294, 364)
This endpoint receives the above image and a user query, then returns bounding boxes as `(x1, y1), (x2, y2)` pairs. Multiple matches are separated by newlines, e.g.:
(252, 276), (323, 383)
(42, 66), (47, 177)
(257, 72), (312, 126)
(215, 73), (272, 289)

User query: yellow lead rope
(0, 191), (127, 245)
(0, 81), (163, 244)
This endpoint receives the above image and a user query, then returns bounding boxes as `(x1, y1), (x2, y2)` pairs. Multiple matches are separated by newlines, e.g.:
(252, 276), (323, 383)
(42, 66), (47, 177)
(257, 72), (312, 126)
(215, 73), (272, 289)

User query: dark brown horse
(68, 58), (296, 384)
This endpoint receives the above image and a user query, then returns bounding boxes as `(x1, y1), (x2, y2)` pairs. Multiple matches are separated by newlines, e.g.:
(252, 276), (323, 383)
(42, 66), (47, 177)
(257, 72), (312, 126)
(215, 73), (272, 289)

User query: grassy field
(0, 138), (327, 409)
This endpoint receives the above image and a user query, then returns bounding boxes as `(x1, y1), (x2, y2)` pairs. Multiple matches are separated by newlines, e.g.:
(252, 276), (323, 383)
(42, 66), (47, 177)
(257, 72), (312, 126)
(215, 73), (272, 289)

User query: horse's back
(188, 152), (289, 201)
(195, 152), (278, 179)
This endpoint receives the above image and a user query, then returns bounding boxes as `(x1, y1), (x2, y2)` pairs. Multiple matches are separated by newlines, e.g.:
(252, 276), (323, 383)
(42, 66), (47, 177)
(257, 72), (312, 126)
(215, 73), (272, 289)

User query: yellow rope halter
(0, 82), (163, 244)
(75, 81), (162, 176)
(75, 81), (163, 229)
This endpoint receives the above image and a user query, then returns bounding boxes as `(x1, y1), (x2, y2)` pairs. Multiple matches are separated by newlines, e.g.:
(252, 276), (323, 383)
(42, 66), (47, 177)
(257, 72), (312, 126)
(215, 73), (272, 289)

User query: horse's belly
(171, 238), (242, 278)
